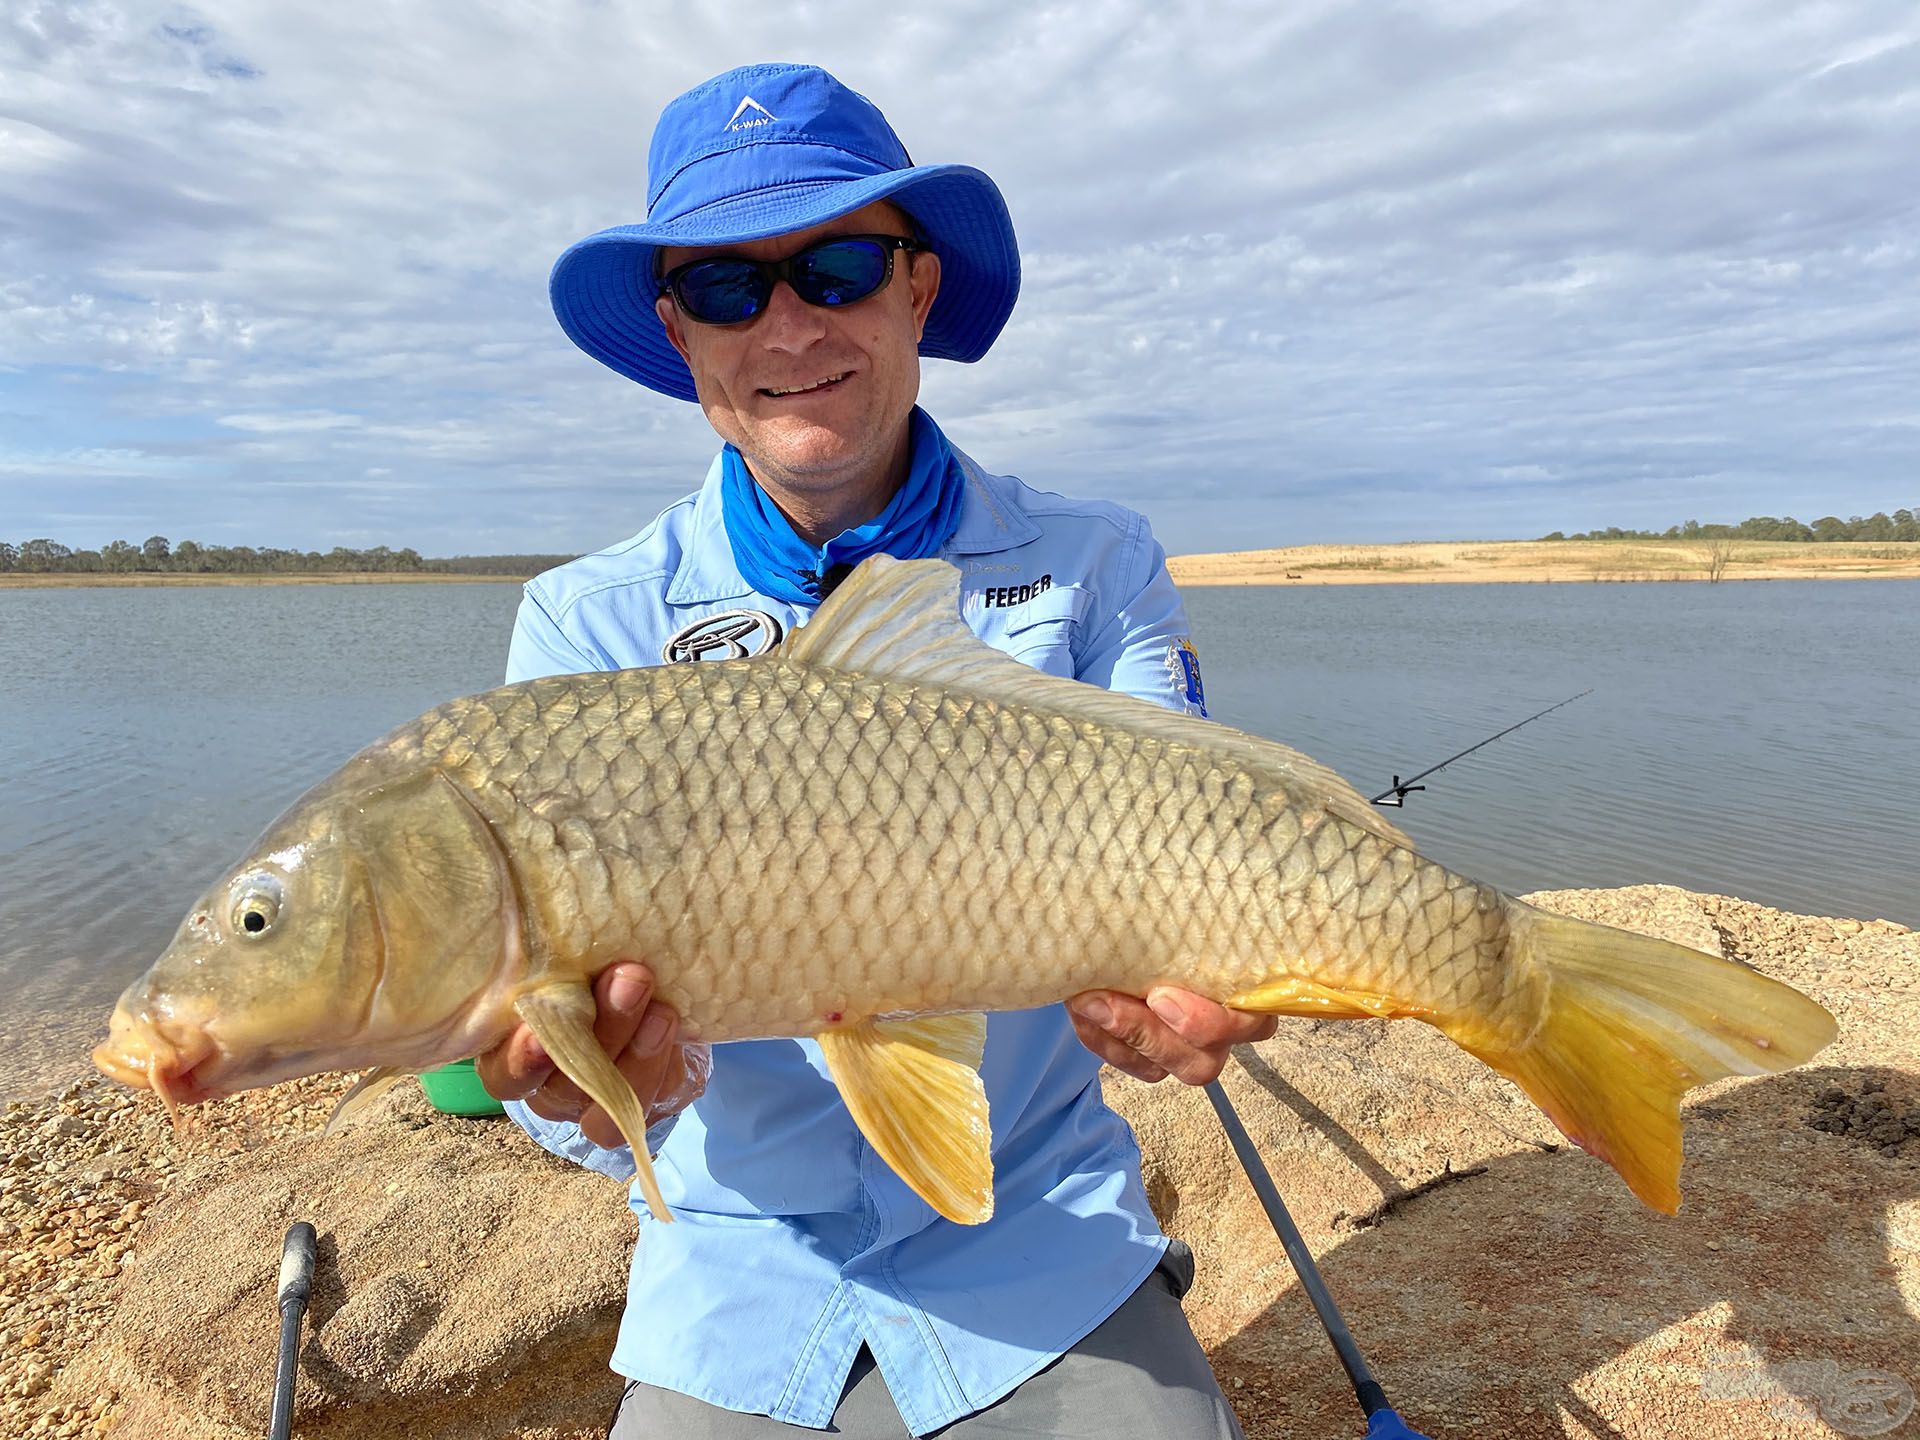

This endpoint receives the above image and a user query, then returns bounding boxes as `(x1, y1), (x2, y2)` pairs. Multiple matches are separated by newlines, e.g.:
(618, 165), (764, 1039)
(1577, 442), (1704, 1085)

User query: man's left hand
(1067, 988), (1278, 1084)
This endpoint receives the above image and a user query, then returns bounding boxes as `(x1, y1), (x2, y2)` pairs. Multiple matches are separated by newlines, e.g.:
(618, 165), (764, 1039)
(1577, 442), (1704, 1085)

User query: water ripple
(1, 578), (1914, 1037)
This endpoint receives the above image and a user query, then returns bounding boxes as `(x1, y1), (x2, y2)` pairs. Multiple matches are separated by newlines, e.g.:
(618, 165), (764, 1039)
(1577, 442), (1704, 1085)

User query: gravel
(0, 1071), (344, 1438)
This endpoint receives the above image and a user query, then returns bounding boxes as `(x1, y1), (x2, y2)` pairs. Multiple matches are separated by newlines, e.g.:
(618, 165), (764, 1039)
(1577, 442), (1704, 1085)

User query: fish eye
(230, 874), (284, 939)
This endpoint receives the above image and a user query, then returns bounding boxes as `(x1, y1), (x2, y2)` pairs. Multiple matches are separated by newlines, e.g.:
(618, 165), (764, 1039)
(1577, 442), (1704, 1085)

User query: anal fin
(817, 1013), (994, 1225)
(1224, 976), (1421, 1020)
(516, 984), (673, 1224)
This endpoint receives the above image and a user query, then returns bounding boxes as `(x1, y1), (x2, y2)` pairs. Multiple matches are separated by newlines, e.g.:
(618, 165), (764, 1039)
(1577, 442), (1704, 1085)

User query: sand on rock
(11, 1082), (634, 1440)
(4, 884), (1913, 1439)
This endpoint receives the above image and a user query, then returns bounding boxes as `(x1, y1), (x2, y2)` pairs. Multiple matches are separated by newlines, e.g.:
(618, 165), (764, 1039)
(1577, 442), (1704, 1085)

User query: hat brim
(549, 165), (1019, 402)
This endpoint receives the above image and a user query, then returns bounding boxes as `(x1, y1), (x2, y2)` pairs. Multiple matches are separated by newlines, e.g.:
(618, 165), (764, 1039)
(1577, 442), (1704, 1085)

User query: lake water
(1185, 581), (1916, 928)
(1, 578), (1914, 1097)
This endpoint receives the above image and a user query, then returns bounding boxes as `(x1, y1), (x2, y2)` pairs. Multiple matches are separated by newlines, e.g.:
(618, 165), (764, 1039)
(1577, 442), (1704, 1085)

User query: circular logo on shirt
(662, 609), (785, 664)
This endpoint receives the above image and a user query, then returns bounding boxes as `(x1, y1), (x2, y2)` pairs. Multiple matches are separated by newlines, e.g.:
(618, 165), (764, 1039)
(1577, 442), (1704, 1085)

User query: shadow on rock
(1199, 1064), (1918, 1439)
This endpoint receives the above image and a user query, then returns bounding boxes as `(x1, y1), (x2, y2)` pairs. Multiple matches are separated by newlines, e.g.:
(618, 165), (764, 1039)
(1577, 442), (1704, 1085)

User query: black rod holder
(269, 1221), (316, 1440)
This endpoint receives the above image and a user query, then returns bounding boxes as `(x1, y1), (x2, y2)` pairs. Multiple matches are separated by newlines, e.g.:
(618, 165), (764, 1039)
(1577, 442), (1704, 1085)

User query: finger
(475, 1024), (555, 1103)
(1066, 998), (1170, 1083)
(1145, 987), (1279, 1051)
(660, 1052), (721, 1128)
(1070, 991), (1219, 1086)
(661, 1043), (714, 1118)
(524, 1074), (588, 1124)
(634, 1030), (709, 1125)
(592, 962), (655, 1055)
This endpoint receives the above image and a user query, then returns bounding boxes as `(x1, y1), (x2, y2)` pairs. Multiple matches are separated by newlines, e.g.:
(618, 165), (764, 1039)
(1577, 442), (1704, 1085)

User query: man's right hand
(477, 961), (709, 1150)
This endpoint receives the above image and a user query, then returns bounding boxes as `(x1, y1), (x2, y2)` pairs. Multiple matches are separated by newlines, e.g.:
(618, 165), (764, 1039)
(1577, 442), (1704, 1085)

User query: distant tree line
(0, 536), (577, 577)
(1541, 510), (1920, 543)
(430, 553), (581, 576)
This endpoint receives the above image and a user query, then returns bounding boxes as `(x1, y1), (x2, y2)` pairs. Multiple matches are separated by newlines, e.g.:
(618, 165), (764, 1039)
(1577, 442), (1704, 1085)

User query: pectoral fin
(515, 984), (673, 1224)
(816, 1012), (994, 1225)
(325, 1066), (411, 1134)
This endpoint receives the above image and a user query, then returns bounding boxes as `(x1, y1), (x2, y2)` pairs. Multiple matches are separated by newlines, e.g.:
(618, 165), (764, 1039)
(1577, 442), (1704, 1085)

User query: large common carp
(94, 557), (1835, 1225)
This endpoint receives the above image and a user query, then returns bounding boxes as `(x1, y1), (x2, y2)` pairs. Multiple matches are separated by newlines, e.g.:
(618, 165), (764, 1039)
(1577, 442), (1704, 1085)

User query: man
(477, 63), (1274, 1438)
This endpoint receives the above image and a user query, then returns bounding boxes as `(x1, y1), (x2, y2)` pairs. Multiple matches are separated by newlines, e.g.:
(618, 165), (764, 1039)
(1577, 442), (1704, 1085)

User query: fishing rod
(1198, 693), (1600, 1436)
(269, 1221), (316, 1440)
(1205, 1082), (1430, 1439)
(1369, 690), (1592, 807)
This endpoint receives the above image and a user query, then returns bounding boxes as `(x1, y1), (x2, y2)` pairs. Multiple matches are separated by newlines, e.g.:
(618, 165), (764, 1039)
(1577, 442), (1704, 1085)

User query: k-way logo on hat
(723, 96), (778, 132)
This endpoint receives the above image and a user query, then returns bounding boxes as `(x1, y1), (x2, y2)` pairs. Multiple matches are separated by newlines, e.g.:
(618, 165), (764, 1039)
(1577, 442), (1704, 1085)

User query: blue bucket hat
(550, 63), (1021, 402)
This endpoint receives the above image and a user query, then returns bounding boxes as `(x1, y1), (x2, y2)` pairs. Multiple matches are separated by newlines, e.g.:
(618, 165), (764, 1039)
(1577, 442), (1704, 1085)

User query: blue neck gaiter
(720, 407), (966, 605)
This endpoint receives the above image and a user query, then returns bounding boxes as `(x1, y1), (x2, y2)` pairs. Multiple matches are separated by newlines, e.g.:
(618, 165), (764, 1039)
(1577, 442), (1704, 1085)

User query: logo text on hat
(723, 96), (779, 132)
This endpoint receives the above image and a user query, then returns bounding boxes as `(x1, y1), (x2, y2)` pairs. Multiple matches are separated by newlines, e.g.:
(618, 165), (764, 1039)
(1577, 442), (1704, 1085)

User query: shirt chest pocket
(986, 584), (1092, 679)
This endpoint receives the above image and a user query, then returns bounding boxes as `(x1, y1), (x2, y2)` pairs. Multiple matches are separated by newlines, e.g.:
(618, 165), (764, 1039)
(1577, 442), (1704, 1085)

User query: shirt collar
(664, 454), (755, 606)
(663, 441), (1043, 606)
(944, 446), (1045, 555)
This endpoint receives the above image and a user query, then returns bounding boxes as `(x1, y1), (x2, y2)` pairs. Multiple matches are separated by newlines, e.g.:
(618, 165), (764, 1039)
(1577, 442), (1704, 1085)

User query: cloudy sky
(3, 1), (1916, 558)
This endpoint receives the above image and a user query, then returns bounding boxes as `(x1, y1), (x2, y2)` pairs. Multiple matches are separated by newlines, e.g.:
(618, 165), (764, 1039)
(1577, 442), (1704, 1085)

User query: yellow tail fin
(1465, 901), (1836, 1213)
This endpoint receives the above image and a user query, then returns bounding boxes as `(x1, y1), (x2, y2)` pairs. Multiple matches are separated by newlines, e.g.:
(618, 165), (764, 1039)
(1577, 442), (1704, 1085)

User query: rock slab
(53, 1087), (634, 1440)
(1104, 885), (1920, 1438)
(16, 885), (1916, 1439)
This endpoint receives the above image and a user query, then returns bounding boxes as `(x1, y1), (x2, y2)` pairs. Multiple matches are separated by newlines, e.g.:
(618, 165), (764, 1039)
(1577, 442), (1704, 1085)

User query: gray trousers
(607, 1245), (1245, 1439)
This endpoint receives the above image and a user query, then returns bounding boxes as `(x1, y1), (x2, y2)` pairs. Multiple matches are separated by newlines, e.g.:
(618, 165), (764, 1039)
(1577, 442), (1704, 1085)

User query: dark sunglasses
(660, 234), (922, 327)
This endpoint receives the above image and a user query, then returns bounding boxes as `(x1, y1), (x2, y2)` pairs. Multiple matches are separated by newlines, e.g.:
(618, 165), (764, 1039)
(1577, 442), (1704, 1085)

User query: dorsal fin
(776, 556), (1414, 849)
(776, 553), (995, 685)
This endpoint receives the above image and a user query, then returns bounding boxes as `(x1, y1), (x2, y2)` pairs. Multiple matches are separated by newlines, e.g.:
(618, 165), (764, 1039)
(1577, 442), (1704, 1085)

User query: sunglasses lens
(666, 238), (904, 324)
(673, 261), (768, 325)
(791, 239), (891, 307)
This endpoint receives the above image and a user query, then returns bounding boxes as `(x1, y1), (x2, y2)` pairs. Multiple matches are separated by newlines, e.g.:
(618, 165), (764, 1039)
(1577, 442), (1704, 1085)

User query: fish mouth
(92, 1005), (224, 1122)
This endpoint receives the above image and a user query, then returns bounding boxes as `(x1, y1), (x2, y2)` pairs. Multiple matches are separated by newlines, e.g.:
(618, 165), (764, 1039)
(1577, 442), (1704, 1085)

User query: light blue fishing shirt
(503, 440), (1210, 1436)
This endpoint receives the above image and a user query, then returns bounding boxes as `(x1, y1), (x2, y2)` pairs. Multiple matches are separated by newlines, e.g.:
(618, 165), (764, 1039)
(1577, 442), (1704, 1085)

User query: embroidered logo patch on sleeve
(1167, 637), (1208, 717)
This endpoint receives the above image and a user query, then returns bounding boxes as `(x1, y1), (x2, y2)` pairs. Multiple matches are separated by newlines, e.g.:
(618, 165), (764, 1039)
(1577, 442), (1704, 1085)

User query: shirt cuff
(503, 1099), (681, 1182)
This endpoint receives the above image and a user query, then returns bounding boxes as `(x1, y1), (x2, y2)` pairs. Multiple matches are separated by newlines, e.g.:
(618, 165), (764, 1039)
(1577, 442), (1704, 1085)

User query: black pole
(1370, 689), (1592, 806)
(269, 1221), (316, 1440)
(1204, 1081), (1393, 1419)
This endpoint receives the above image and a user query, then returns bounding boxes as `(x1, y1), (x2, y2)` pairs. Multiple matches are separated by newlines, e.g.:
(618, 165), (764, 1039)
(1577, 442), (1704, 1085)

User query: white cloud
(1, 0), (1916, 553)
(216, 409), (359, 433)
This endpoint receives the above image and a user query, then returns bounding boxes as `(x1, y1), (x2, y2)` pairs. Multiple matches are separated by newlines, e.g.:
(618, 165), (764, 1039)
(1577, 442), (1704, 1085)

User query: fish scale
(378, 656), (1507, 1050)
(94, 555), (1835, 1226)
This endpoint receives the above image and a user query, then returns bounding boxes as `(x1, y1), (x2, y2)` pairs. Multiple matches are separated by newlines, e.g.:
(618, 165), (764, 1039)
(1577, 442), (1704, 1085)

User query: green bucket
(417, 1058), (506, 1117)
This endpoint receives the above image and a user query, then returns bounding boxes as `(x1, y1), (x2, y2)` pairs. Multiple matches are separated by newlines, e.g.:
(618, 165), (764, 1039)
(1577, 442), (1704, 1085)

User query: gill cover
(343, 768), (515, 1038)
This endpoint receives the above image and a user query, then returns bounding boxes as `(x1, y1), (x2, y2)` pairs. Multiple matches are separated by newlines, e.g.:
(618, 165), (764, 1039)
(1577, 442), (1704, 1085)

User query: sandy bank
(0, 573), (525, 589)
(1168, 538), (1920, 585)
(3, 887), (1912, 1438)
(13, 541), (1919, 591)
